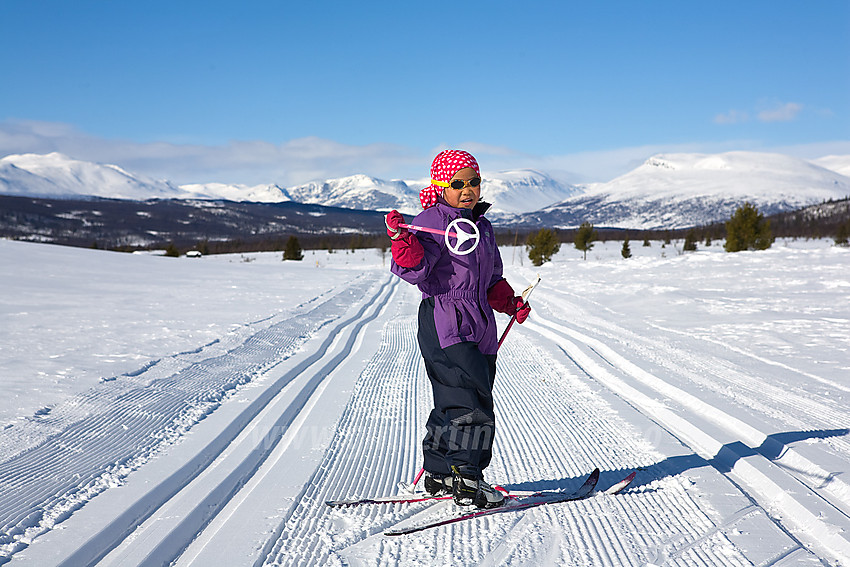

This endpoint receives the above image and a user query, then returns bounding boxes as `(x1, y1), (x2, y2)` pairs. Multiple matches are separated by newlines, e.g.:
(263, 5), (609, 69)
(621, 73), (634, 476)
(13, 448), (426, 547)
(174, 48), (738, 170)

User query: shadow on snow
(499, 428), (850, 494)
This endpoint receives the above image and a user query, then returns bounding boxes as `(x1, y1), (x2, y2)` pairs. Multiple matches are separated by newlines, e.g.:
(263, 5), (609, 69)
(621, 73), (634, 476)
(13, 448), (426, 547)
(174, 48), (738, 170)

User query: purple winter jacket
(391, 199), (503, 355)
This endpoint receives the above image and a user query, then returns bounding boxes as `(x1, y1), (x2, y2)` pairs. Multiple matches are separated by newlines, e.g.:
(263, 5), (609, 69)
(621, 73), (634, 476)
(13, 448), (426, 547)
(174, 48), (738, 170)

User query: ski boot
(451, 467), (505, 509)
(423, 472), (452, 496)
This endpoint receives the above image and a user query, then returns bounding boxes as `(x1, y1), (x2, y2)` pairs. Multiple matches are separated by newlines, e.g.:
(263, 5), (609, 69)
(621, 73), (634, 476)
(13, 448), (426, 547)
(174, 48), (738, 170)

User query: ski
(384, 468), (607, 536)
(605, 470), (637, 495)
(327, 469), (636, 510)
(326, 492), (452, 507)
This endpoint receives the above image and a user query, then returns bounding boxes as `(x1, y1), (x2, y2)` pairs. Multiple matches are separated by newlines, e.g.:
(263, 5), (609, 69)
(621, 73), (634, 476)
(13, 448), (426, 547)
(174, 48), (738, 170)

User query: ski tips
(603, 471), (636, 495)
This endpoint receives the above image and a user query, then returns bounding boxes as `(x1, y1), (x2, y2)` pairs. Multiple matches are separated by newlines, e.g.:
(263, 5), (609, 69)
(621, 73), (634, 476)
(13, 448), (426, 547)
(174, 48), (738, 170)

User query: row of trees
(159, 200), (847, 263)
(523, 201), (794, 266)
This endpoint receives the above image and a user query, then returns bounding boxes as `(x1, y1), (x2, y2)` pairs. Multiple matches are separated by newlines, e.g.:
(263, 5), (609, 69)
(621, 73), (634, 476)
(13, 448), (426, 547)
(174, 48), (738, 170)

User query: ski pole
(399, 220), (480, 256)
(398, 223), (460, 239)
(497, 275), (541, 350)
(399, 467), (425, 493)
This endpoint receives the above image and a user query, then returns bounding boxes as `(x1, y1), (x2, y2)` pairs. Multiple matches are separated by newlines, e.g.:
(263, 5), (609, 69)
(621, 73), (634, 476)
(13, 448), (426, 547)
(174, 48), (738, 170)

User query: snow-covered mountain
(530, 151), (850, 229)
(178, 171), (580, 217)
(284, 174), (422, 214)
(476, 170), (582, 216)
(179, 182), (291, 203)
(812, 155), (850, 177)
(0, 153), (579, 216)
(281, 170), (581, 216)
(3, 151), (849, 230)
(0, 153), (180, 200)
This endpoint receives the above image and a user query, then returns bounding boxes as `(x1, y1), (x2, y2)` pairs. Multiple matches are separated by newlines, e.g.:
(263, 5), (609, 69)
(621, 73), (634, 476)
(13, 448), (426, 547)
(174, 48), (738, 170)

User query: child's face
(443, 167), (481, 210)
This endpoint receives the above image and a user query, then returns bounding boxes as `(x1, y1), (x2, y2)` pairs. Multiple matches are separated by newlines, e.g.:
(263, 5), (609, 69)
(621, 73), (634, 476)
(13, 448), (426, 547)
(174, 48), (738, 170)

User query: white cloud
(714, 109), (750, 125)
(715, 101), (808, 126)
(757, 102), (803, 123)
(0, 120), (422, 186)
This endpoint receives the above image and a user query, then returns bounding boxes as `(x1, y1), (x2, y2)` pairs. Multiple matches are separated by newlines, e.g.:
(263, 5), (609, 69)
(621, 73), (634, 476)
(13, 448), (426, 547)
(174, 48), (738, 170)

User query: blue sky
(1, 0), (848, 185)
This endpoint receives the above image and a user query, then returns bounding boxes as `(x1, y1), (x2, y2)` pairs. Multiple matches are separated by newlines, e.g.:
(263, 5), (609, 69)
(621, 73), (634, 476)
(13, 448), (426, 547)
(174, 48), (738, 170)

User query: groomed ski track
(5, 264), (850, 566)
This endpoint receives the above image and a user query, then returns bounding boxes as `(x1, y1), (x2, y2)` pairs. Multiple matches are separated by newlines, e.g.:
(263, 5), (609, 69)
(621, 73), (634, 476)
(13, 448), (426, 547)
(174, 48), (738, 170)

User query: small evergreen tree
(621, 238), (632, 259)
(704, 234), (712, 247)
(724, 202), (773, 252)
(642, 238), (651, 247)
(165, 242), (180, 257)
(574, 222), (598, 260)
(683, 229), (698, 252)
(526, 228), (561, 266)
(283, 235), (304, 260)
(835, 220), (850, 247)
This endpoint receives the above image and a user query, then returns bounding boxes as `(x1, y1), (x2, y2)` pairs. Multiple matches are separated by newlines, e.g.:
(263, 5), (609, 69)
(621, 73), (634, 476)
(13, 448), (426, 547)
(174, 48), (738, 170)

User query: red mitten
(487, 279), (517, 315)
(385, 210), (406, 240)
(514, 297), (531, 324)
(488, 279), (531, 322)
(391, 231), (424, 268)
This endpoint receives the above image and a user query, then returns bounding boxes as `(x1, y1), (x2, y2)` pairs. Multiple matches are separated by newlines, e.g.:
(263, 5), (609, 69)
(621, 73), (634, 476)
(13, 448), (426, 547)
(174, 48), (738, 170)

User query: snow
(1, 237), (849, 566)
(814, 155), (850, 178)
(0, 153), (179, 200)
(4, 152), (849, 230)
(178, 182), (291, 203)
(596, 152), (850, 202)
(475, 169), (582, 216)
(535, 151), (850, 230)
(571, 151), (850, 217)
(0, 154), (580, 215)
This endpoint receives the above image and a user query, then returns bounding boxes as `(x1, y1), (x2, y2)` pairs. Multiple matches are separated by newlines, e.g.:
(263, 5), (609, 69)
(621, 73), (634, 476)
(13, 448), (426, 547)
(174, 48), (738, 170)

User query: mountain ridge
(525, 151), (850, 229)
(0, 153), (579, 217)
(2, 151), (849, 230)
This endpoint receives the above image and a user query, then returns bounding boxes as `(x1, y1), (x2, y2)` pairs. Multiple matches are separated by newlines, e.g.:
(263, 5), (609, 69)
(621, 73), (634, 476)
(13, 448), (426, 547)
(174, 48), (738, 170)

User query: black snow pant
(418, 297), (497, 479)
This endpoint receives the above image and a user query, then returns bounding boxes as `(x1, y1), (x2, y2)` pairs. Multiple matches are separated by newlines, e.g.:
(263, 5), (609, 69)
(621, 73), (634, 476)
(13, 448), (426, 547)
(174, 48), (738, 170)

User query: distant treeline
(497, 196), (850, 247)
(148, 197), (850, 256)
(4, 194), (848, 256)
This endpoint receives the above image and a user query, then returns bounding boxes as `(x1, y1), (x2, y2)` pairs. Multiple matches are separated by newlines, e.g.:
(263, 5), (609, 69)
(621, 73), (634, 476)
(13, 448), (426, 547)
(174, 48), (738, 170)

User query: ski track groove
(544, 289), (850, 447)
(131, 274), (398, 567)
(5, 267), (838, 565)
(255, 286), (768, 566)
(0, 272), (383, 564)
(537, 298), (850, 484)
(529, 293), (849, 564)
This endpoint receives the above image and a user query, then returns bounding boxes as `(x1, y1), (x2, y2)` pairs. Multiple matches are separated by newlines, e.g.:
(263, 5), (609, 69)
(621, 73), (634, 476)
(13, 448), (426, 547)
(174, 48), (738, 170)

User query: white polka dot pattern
(420, 149), (481, 209)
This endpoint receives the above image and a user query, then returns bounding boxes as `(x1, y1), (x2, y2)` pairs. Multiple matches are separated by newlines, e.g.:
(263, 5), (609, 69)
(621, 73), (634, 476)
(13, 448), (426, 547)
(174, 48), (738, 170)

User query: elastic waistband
(425, 289), (479, 301)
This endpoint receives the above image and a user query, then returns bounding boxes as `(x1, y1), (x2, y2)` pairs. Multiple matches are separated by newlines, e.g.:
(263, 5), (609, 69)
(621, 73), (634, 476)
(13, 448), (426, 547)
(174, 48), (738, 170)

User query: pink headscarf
(420, 149), (481, 209)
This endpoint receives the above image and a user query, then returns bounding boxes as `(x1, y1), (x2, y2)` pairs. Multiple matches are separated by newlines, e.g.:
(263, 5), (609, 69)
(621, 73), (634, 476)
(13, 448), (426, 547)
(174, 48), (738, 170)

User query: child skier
(385, 149), (530, 509)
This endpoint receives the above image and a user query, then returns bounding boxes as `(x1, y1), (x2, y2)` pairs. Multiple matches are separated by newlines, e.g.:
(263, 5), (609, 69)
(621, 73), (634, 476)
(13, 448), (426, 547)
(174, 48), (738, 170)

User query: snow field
(243, 286), (779, 566)
(93, 276), (398, 567)
(529, 314), (845, 562)
(1, 238), (848, 566)
(1, 250), (390, 565)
